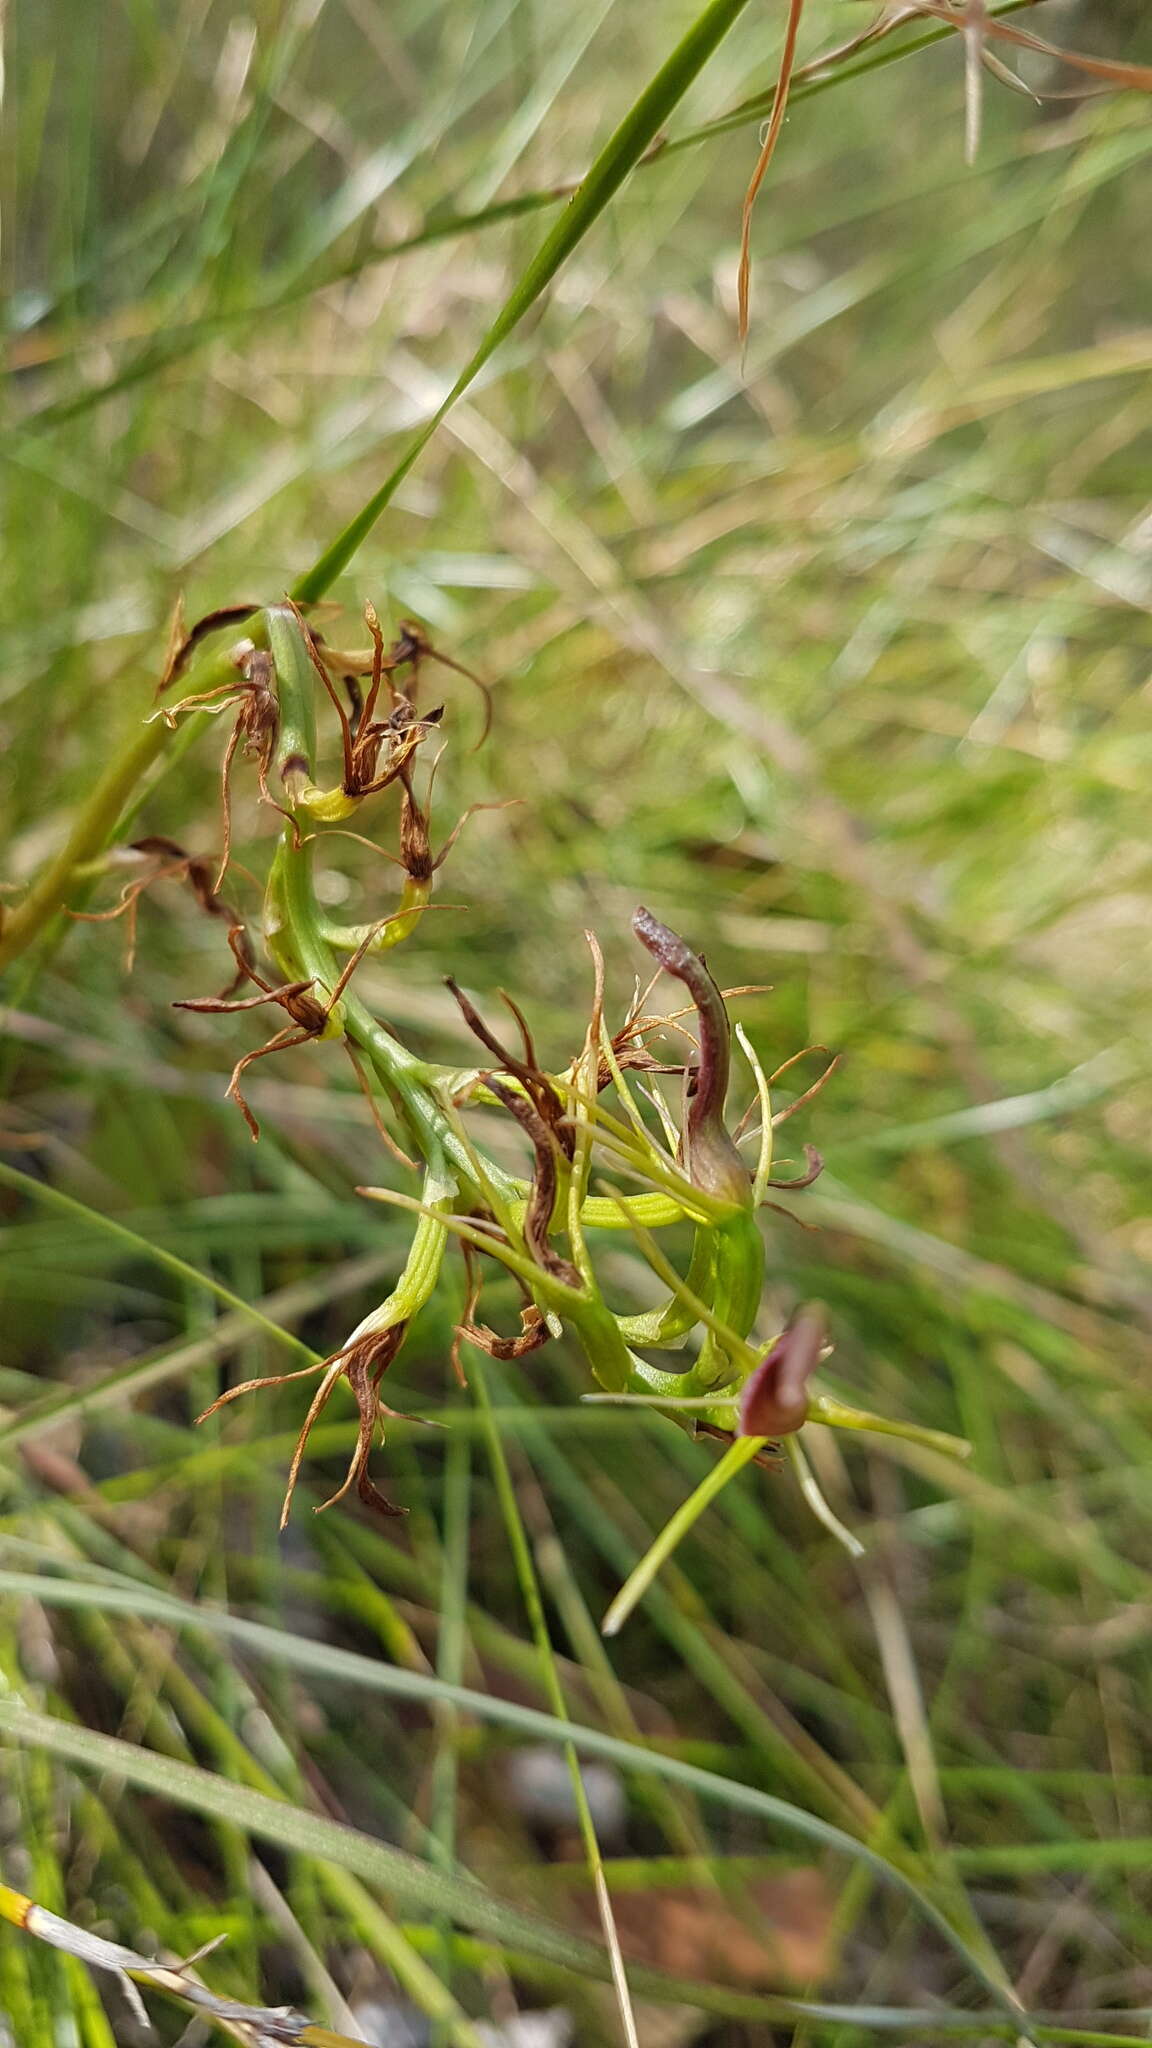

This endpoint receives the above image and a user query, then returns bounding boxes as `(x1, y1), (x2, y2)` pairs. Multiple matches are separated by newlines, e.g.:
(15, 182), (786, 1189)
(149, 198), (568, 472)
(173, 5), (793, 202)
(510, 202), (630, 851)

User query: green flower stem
(343, 1165), (455, 1348)
(0, 617), (264, 976)
(265, 601), (384, 823)
(625, 1355), (717, 1408)
(582, 1387), (974, 1471)
(360, 1173), (640, 1396)
(561, 1293), (637, 1395)
(578, 1192), (688, 1230)
(590, 1194), (758, 1417)
(264, 827), (519, 1202)
(318, 882), (431, 954)
(265, 601), (318, 790)
(348, 1000), (521, 1205)
(291, 0), (756, 605)
(616, 1225), (718, 1346)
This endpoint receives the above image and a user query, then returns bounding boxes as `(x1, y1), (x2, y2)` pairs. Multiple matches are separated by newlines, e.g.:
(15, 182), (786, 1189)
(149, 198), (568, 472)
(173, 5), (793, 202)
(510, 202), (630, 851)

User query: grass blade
(0, 1158), (317, 1362)
(0, 1568), (1028, 2014)
(291, 0), (755, 604)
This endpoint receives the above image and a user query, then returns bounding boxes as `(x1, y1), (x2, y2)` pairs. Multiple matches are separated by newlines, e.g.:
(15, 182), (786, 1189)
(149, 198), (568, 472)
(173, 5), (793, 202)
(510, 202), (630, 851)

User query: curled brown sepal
(596, 1043), (683, 1092)
(446, 977), (573, 1158)
(632, 906), (749, 1207)
(450, 1246), (551, 1383)
(158, 601), (261, 693)
(737, 1304), (826, 1439)
(153, 643), (285, 890)
(197, 1324), (414, 1526)
(393, 616), (494, 750)
(314, 1327), (414, 1524)
(173, 917), (383, 1139)
(487, 1077), (581, 1290)
(764, 1144), (824, 1193)
(67, 836), (252, 990)
(311, 610), (493, 748)
(396, 764), (514, 886)
(456, 1303), (550, 1362)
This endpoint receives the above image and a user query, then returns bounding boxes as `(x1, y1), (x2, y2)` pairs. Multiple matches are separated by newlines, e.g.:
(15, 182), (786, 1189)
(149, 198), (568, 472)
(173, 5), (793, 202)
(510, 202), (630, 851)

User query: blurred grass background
(3, 0), (1152, 2041)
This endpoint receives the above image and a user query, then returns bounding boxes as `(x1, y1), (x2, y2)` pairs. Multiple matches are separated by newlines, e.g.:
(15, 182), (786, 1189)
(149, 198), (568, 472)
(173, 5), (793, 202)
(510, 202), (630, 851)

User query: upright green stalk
(291, 0), (756, 604)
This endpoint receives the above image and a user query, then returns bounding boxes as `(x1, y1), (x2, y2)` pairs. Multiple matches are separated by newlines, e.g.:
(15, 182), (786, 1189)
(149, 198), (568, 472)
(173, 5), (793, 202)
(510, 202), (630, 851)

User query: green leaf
(291, 0), (755, 605)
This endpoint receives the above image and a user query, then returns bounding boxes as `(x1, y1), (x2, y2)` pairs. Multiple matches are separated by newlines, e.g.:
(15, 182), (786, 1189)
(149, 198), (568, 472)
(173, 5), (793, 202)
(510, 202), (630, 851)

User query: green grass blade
(0, 1696), (1047, 2034)
(471, 1359), (641, 2045)
(0, 1252), (393, 1452)
(0, 1568), (1026, 2013)
(291, 0), (755, 604)
(0, 1157), (317, 1362)
(0, 1697), (608, 1978)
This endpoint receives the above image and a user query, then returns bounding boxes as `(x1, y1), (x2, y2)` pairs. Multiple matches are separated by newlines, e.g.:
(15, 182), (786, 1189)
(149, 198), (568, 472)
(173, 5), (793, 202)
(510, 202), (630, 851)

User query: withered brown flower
(299, 601), (443, 802)
(198, 1322), (413, 1527)
(69, 835), (253, 989)
(173, 919), (383, 1139)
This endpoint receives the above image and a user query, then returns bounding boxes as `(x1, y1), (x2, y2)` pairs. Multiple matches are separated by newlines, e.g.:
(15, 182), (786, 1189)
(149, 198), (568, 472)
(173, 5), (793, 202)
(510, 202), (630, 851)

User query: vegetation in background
(2, 0), (1152, 2041)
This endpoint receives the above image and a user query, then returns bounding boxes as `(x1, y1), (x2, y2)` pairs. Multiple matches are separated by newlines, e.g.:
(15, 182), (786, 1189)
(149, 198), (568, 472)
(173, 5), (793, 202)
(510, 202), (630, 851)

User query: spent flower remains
(82, 600), (969, 1562)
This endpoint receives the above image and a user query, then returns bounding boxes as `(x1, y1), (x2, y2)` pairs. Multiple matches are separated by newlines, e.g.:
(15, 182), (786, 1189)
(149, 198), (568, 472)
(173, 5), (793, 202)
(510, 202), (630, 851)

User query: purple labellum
(737, 1305), (826, 1438)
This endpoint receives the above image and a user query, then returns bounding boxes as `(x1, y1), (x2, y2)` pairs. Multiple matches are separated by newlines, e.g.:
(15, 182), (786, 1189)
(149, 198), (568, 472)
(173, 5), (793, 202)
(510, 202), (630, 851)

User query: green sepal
(688, 1207), (764, 1393)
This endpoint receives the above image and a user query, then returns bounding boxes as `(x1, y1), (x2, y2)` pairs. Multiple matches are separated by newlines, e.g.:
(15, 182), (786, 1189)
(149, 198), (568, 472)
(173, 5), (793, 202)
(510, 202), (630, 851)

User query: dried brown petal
(158, 602), (260, 693)
(764, 1144), (824, 1192)
(446, 977), (571, 1154)
(488, 1077), (581, 1289)
(455, 1303), (550, 1361)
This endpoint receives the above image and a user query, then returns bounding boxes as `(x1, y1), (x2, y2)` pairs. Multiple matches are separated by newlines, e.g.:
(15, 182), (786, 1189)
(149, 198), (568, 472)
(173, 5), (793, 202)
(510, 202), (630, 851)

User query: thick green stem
(265, 828), (518, 1201)
(617, 1226), (717, 1346)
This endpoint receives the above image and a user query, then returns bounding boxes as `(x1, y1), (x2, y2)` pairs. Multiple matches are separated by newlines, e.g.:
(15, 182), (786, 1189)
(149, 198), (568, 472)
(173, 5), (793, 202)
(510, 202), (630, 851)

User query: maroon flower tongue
(632, 906), (750, 1207)
(737, 1305), (826, 1437)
